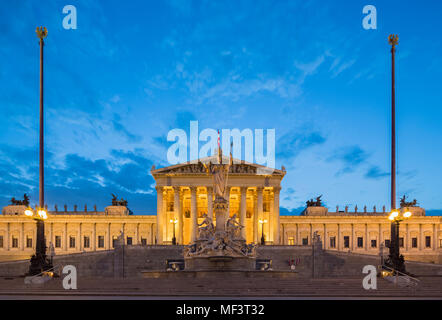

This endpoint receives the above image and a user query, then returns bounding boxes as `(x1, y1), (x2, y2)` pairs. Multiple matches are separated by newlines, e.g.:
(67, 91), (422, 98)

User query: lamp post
(389, 34), (398, 212)
(25, 207), (53, 275)
(170, 219), (178, 245)
(384, 209), (412, 273)
(259, 219), (267, 245)
(26, 27), (52, 276)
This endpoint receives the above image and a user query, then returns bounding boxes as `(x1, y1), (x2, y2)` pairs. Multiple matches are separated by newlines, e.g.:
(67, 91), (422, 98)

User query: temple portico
(151, 158), (286, 245)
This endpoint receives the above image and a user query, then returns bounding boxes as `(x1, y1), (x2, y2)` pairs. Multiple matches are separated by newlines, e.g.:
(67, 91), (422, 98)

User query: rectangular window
(412, 238), (418, 248)
(127, 237), (133, 245)
(357, 237), (363, 248)
(344, 236), (350, 248)
(425, 236), (431, 248)
(84, 236), (90, 248)
(439, 239), (442, 248)
(12, 237), (18, 248)
(55, 236), (61, 248)
(302, 238), (308, 246)
(0, 236), (3, 248)
(371, 239), (377, 248)
(26, 237), (33, 248)
(69, 236), (76, 248)
(399, 237), (404, 248)
(288, 237), (295, 245)
(141, 238), (147, 246)
(112, 237), (118, 248)
(385, 239), (391, 248)
(98, 236), (104, 248)
(330, 237), (336, 248)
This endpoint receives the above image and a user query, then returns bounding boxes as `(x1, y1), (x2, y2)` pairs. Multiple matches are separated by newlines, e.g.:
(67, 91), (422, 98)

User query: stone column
(269, 191), (273, 243)
(155, 186), (164, 244)
(64, 222), (68, 251)
(365, 223), (368, 251)
(179, 191), (184, 244)
(253, 191), (258, 243)
(107, 223), (111, 249)
(351, 223), (354, 251)
(433, 224), (438, 251)
(20, 223), (24, 251)
(6, 223), (9, 251)
(406, 223), (409, 252)
(379, 223), (383, 248)
(257, 187), (263, 242)
(49, 222), (53, 251)
(296, 223), (299, 245)
(92, 223), (96, 251)
(151, 223), (154, 244)
(190, 186), (198, 243)
(337, 223), (341, 251)
(273, 186), (281, 244)
(122, 223), (126, 245)
(240, 187), (247, 240)
(78, 223), (82, 251)
(135, 223), (139, 245)
(323, 223), (327, 249)
(207, 187), (214, 221)
(419, 223), (423, 251)
(173, 186), (182, 244)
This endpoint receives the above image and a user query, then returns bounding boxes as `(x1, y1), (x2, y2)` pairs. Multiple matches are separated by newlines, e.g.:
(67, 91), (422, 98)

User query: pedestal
(214, 196), (228, 232)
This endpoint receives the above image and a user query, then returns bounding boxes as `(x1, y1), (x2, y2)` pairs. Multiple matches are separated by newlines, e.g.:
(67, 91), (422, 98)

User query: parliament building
(1, 158), (441, 264)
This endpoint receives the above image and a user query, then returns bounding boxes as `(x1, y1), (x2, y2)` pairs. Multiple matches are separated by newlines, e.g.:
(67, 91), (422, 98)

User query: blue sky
(1, 0), (441, 215)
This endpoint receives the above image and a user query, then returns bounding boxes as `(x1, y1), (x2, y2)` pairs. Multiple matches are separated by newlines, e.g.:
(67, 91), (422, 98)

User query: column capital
(256, 186), (264, 192)
(155, 186), (164, 192)
(206, 186), (213, 193)
(273, 186), (281, 194)
(240, 186), (248, 193)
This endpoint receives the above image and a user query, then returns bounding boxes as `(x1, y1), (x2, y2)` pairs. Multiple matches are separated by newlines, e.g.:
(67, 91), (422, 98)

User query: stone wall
(0, 245), (184, 278)
(0, 244), (441, 279)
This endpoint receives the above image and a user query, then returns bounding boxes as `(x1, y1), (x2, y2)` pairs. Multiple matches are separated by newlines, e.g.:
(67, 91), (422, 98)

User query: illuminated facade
(0, 159), (441, 263)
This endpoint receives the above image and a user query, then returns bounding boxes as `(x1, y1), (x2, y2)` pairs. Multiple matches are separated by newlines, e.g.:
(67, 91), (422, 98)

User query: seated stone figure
(226, 214), (243, 239)
(197, 214), (215, 239)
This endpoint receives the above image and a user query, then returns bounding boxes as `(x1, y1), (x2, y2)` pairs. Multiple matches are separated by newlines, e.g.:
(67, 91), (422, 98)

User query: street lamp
(170, 219), (178, 245)
(26, 26), (51, 277)
(384, 209), (412, 273)
(25, 207), (53, 275)
(259, 219), (267, 245)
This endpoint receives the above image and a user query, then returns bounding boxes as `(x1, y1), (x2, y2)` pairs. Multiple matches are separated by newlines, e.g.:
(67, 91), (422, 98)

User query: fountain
(184, 145), (257, 271)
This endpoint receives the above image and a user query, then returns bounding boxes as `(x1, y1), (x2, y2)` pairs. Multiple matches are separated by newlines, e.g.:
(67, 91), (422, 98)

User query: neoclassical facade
(0, 159), (441, 263)
(0, 205), (155, 261)
(151, 158), (285, 245)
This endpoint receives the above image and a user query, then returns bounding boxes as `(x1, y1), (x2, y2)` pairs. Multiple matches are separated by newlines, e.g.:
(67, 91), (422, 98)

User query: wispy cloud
(365, 165), (389, 180)
(327, 146), (369, 176)
(277, 131), (326, 160)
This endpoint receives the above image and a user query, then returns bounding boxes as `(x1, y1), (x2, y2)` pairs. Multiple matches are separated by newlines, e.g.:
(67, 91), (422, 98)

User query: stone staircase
(1, 276), (441, 297)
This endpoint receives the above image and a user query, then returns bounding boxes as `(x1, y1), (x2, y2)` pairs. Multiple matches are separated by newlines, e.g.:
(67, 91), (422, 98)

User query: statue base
(214, 196), (228, 232)
(185, 255), (256, 271)
(183, 194), (256, 271)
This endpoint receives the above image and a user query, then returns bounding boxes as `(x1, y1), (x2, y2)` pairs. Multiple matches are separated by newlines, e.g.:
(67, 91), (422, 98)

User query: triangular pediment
(151, 156), (285, 176)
